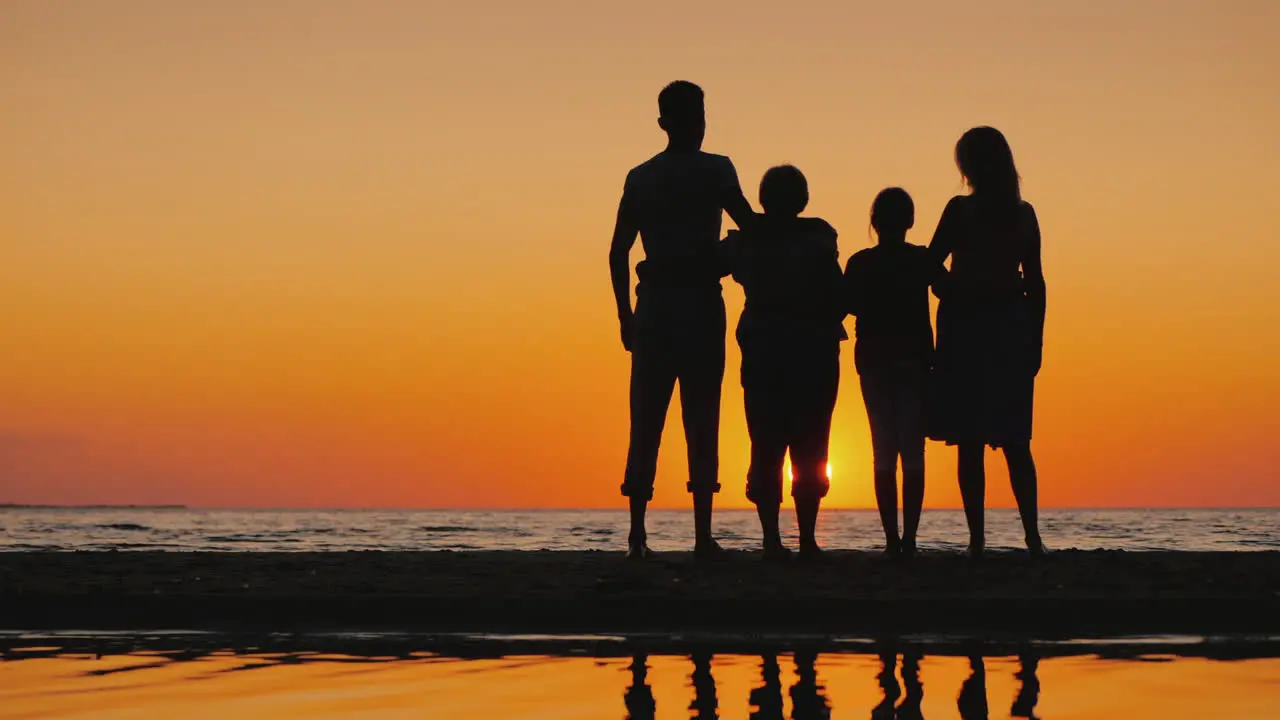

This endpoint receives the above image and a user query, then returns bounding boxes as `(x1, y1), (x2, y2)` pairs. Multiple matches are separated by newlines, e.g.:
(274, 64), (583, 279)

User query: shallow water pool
(2, 638), (1278, 718)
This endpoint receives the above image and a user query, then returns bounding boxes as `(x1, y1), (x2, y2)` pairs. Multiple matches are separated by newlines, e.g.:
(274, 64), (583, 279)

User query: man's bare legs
(621, 332), (675, 558)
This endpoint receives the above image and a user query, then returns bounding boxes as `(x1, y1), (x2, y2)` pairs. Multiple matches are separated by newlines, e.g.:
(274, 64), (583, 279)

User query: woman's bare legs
(1003, 442), (1043, 554)
(957, 443), (986, 557)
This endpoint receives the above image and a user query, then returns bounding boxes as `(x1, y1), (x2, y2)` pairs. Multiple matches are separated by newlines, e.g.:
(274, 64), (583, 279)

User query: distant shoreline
(3, 550), (1278, 636)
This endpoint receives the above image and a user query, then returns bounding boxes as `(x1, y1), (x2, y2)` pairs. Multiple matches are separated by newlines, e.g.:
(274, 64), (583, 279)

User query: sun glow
(782, 459), (834, 480)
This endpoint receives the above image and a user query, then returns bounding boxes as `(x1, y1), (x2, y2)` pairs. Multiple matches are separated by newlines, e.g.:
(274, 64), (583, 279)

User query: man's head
(657, 81), (705, 150)
(759, 165), (809, 217)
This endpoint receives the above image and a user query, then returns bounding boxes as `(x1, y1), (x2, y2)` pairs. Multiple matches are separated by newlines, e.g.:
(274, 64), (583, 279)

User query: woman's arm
(928, 196), (964, 299)
(1021, 203), (1046, 374)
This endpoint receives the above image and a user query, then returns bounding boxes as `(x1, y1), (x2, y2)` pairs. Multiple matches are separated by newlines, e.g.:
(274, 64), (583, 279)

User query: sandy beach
(3, 550), (1278, 635)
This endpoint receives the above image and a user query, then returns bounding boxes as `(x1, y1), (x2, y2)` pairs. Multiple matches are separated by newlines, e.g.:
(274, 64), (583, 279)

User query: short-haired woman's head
(870, 187), (914, 239)
(759, 165), (808, 217)
(955, 126), (1021, 203)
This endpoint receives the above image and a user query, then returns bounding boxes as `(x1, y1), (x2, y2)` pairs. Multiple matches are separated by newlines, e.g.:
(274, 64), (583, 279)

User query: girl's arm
(842, 253), (865, 318)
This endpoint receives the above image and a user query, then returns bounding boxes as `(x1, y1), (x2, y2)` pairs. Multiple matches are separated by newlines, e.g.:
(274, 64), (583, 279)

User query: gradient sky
(2, 1), (1278, 509)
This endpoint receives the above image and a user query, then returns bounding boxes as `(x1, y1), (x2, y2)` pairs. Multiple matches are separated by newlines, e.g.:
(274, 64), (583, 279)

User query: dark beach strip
(2, 550), (1278, 636)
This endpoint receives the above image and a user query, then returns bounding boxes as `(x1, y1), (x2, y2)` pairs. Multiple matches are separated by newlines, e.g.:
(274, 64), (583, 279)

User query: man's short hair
(658, 81), (704, 120)
(759, 165), (809, 216)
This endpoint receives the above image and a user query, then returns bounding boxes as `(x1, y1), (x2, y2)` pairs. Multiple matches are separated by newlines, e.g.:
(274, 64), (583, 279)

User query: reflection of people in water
(1010, 653), (1041, 719)
(624, 654), (656, 720)
(897, 653), (926, 720)
(750, 654), (785, 720)
(690, 652), (719, 719)
(790, 650), (831, 720)
(872, 652), (901, 719)
(956, 656), (989, 720)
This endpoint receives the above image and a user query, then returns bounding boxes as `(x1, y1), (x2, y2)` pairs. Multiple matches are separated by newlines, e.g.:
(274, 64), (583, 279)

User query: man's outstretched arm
(609, 181), (639, 352)
(719, 159), (757, 231)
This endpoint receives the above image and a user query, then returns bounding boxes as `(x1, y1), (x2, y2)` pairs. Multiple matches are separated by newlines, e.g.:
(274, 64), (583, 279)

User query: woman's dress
(927, 195), (1045, 449)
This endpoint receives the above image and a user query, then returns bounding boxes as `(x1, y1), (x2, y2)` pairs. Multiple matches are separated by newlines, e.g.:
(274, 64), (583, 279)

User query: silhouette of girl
(928, 127), (1046, 558)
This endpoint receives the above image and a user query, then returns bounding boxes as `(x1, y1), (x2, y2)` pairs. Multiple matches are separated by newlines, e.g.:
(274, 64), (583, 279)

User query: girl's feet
(966, 543), (985, 563)
(797, 544), (827, 563)
(626, 542), (655, 561)
(762, 543), (793, 562)
(900, 537), (918, 561)
(694, 539), (730, 562)
(883, 536), (902, 560)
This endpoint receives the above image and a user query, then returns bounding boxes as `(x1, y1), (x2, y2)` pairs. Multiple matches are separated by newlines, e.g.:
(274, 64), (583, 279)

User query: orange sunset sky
(2, 1), (1278, 509)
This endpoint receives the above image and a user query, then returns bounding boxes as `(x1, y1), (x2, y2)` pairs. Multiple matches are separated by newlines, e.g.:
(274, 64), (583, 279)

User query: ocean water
(2, 637), (1279, 718)
(1, 507), (1277, 552)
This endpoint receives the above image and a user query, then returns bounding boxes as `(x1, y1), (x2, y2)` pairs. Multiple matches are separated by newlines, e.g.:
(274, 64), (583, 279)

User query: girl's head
(759, 164), (809, 217)
(955, 126), (1021, 203)
(870, 187), (914, 242)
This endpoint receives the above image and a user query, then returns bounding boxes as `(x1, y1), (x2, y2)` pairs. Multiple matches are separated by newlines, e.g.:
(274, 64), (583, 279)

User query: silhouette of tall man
(610, 80), (755, 559)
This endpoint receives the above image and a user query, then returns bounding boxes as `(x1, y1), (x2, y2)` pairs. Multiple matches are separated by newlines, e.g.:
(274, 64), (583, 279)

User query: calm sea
(2, 507), (1277, 552)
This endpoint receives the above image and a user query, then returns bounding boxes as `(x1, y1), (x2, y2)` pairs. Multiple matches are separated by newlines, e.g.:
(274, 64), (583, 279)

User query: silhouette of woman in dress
(928, 127), (1046, 558)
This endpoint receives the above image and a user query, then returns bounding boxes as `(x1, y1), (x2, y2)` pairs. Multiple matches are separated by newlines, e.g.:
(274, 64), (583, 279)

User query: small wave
(418, 526), (481, 533)
(569, 527), (615, 536)
(204, 535), (302, 543)
(96, 523), (151, 532)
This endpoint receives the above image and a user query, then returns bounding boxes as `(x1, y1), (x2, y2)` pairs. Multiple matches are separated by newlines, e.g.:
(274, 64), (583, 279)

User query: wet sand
(2, 550), (1278, 635)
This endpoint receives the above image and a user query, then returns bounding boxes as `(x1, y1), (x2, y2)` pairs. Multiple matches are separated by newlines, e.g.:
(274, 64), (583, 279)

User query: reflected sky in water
(2, 647), (1279, 718)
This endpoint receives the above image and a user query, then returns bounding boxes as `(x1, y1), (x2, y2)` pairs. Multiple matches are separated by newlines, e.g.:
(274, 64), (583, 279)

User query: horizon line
(3, 504), (1278, 512)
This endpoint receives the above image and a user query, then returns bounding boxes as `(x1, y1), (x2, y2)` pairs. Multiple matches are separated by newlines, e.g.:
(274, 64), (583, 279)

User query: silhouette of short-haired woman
(928, 127), (1046, 559)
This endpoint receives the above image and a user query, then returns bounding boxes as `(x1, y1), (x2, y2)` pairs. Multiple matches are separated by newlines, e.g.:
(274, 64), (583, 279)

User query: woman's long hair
(955, 127), (1021, 211)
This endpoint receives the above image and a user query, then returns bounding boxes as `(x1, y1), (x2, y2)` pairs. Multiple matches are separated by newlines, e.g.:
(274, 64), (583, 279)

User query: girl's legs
(957, 442), (986, 556)
(900, 444), (925, 556)
(1003, 442), (1043, 553)
(899, 369), (928, 556)
(873, 463), (901, 553)
(861, 372), (902, 553)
